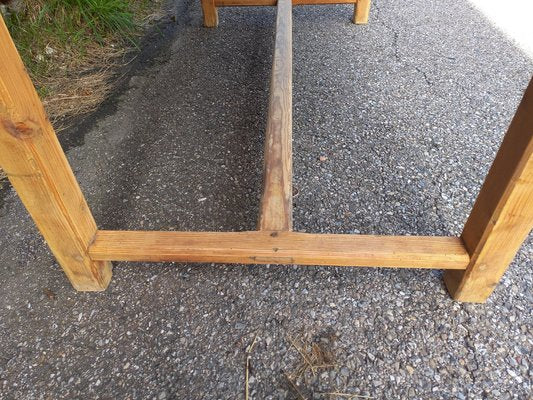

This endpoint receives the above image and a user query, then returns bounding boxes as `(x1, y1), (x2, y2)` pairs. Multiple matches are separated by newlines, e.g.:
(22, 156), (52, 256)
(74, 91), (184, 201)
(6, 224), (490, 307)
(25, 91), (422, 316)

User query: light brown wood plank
(89, 231), (469, 269)
(354, 0), (370, 24)
(215, 0), (357, 6)
(294, 0), (356, 4)
(215, 0), (276, 5)
(258, 0), (293, 231)
(0, 16), (111, 290)
(444, 77), (533, 302)
(201, 0), (219, 27)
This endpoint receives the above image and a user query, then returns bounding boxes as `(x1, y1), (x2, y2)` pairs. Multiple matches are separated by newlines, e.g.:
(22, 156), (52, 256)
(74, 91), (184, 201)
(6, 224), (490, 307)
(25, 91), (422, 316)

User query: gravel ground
(0, 0), (532, 398)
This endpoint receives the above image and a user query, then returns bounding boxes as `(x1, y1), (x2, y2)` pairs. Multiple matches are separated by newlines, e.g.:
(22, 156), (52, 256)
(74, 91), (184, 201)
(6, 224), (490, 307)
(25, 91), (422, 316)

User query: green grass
(3, 0), (153, 85)
(0, 0), (159, 123)
(0, 0), (160, 180)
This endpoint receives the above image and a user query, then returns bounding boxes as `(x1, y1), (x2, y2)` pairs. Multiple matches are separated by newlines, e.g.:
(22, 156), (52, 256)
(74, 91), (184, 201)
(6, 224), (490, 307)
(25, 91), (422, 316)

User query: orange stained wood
(354, 0), (371, 24)
(89, 230), (470, 269)
(258, 0), (293, 231)
(215, 0), (357, 6)
(201, 0), (219, 27)
(0, 16), (111, 290)
(444, 77), (533, 303)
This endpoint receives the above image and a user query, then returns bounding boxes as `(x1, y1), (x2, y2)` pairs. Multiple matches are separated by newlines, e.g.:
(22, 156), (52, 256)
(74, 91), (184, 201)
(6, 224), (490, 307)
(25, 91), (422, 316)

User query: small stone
(319, 155), (328, 162)
(43, 288), (56, 300)
(158, 391), (167, 400)
(235, 322), (245, 330)
(340, 367), (350, 377)
(406, 365), (415, 375)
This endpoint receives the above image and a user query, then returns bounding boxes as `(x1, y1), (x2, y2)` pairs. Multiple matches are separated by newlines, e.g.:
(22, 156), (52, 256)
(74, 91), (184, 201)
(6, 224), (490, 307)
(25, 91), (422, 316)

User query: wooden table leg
(354, 0), (371, 24)
(201, 0), (219, 27)
(0, 16), (112, 291)
(444, 77), (533, 303)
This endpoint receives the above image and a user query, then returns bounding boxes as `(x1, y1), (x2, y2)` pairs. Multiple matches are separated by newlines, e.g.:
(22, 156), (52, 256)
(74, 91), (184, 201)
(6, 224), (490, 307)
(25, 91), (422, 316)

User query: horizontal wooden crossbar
(215, 0), (357, 6)
(89, 231), (470, 269)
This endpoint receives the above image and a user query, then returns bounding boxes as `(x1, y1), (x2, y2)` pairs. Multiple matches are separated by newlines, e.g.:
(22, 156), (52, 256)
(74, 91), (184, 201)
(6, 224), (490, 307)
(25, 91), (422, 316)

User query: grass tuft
(0, 0), (162, 180)
(1, 0), (160, 122)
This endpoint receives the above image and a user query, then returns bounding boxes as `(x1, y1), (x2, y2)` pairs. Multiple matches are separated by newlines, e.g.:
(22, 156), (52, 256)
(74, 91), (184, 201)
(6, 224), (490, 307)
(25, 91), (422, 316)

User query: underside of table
(0, 2), (532, 303)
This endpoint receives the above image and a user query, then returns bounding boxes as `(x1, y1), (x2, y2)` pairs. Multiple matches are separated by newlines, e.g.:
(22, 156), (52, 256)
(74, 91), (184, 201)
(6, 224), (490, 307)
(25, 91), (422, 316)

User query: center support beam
(258, 0), (293, 231)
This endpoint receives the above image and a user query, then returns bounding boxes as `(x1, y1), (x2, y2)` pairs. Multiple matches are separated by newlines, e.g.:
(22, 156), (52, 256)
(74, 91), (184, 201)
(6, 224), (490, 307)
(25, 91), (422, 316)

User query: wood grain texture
(201, 0), (219, 27)
(215, 0), (357, 6)
(258, 0), (293, 231)
(0, 16), (111, 291)
(90, 230), (470, 269)
(444, 77), (533, 302)
(354, 0), (370, 24)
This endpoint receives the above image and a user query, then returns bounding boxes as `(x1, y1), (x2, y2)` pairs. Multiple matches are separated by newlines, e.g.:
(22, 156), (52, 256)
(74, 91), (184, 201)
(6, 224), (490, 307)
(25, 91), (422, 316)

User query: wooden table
(200, 0), (371, 27)
(0, 2), (532, 302)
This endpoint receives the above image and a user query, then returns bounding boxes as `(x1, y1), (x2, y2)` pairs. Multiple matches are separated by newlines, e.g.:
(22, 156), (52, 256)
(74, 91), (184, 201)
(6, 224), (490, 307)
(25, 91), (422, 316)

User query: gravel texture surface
(0, 0), (532, 398)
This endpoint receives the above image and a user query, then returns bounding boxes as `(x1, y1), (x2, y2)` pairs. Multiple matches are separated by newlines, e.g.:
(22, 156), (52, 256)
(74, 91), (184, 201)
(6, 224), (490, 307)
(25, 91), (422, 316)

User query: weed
(1, 0), (161, 122)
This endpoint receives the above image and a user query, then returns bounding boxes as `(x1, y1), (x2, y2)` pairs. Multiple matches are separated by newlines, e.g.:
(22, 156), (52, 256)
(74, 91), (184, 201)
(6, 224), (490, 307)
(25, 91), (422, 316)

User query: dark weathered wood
(444, 78), (533, 302)
(0, 16), (111, 291)
(90, 230), (470, 269)
(258, 0), (293, 231)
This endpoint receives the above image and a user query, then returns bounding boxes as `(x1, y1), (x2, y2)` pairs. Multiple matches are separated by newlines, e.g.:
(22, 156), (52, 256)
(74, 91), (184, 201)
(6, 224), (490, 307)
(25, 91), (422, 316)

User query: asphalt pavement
(0, 0), (531, 398)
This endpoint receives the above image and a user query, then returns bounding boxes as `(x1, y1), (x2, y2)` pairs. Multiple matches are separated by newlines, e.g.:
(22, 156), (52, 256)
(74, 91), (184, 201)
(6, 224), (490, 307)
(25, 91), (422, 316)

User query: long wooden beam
(258, 0), (293, 231)
(215, 0), (357, 6)
(89, 231), (470, 269)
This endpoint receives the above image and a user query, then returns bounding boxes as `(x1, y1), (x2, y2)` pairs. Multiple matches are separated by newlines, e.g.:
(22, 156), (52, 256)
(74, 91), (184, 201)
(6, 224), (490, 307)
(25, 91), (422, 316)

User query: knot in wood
(1, 119), (40, 139)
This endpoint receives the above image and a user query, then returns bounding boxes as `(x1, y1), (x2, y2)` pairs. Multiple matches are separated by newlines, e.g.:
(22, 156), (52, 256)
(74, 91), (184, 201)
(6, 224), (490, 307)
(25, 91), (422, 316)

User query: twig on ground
(319, 393), (374, 399)
(246, 335), (258, 354)
(284, 372), (307, 400)
(288, 336), (317, 375)
(245, 334), (258, 400)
